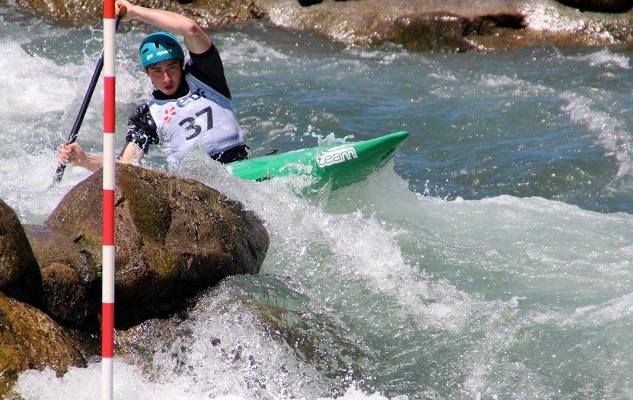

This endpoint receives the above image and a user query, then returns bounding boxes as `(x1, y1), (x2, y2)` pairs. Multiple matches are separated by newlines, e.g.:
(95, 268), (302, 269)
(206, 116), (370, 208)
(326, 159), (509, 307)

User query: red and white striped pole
(102, 0), (116, 398)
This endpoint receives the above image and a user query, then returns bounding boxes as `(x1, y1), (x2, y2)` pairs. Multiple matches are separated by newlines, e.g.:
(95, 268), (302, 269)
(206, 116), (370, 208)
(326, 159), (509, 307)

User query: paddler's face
(146, 59), (183, 96)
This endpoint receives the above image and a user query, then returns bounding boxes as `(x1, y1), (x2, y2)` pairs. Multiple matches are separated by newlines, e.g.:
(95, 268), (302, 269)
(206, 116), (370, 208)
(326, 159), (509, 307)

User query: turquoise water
(3, 5), (633, 400)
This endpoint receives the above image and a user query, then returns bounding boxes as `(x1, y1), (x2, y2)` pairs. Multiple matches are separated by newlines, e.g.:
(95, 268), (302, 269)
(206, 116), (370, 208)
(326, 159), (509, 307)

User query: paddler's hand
(57, 143), (88, 165)
(57, 143), (103, 172)
(115, 0), (135, 21)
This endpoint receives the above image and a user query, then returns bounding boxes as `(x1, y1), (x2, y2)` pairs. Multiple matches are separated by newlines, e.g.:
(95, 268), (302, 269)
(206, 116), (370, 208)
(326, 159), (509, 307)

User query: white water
(3, 5), (633, 399)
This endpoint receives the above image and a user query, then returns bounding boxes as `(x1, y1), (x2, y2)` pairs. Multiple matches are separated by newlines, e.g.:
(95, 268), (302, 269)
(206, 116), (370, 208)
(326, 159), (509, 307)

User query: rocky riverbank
(0, 165), (371, 397)
(9, 0), (633, 52)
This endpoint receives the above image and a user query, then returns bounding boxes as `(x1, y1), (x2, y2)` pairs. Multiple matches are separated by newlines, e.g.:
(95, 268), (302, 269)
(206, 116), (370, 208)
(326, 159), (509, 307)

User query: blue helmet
(139, 31), (185, 68)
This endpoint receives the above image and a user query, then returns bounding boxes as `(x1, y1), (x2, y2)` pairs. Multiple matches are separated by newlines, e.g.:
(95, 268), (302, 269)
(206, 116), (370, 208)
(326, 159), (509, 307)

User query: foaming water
(328, 169), (633, 399)
(569, 48), (631, 69)
(561, 90), (633, 177)
(16, 363), (393, 400)
(175, 160), (633, 398)
(3, 4), (633, 399)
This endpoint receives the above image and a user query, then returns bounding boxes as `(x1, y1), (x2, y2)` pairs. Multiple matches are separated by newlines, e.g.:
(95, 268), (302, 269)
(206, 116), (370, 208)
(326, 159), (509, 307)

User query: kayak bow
(226, 130), (409, 191)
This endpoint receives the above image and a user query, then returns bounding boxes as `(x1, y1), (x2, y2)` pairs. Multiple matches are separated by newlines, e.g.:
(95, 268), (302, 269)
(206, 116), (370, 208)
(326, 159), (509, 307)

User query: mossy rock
(0, 199), (42, 306)
(45, 164), (268, 329)
(0, 292), (85, 397)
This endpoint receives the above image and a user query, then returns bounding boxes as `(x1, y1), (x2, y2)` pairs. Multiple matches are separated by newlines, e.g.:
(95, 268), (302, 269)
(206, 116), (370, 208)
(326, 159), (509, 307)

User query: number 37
(179, 106), (213, 140)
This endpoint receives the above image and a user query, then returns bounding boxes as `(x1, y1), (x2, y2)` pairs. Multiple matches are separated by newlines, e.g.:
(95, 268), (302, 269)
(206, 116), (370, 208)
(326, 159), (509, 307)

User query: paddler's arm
(57, 142), (143, 172)
(118, 142), (145, 164)
(115, 0), (212, 54)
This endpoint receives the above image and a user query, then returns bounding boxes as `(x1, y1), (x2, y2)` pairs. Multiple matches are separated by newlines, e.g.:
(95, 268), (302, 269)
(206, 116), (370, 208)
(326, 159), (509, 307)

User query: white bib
(148, 73), (245, 165)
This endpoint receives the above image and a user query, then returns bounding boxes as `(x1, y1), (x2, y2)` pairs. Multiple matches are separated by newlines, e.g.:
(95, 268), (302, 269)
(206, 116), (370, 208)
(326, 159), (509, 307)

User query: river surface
(2, 4), (633, 400)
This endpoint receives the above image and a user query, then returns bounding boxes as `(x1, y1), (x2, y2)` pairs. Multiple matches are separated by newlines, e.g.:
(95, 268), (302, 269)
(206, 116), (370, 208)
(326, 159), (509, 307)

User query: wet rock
(115, 315), (188, 374)
(464, 14), (527, 35)
(24, 225), (100, 328)
(15, 0), (262, 28)
(115, 274), (371, 393)
(257, 0), (528, 48)
(0, 292), (85, 397)
(383, 11), (530, 52)
(12, 0), (633, 53)
(390, 13), (473, 52)
(0, 199), (42, 306)
(555, 0), (633, 13)
(257, 0), (633, 51)
(41, 262), (96, 326)
(45, 164), (269, 329)
(222, 275), (371, 382)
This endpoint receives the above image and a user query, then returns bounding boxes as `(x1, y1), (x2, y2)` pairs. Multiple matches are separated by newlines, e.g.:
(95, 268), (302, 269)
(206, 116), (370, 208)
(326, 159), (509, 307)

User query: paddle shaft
(52, 15), (122, 183)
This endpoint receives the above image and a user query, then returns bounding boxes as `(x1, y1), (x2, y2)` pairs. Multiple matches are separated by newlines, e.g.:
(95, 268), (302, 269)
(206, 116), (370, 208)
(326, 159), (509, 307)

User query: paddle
(258, 148), (279, 157)
(52, 15), (122, 185)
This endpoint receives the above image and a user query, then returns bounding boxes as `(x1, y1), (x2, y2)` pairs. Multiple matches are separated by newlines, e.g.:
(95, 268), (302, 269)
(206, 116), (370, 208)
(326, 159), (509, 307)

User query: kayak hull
(226, 131), (409, 191)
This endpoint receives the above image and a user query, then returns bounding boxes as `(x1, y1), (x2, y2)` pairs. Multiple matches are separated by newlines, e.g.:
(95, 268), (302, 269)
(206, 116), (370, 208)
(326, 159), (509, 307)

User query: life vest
(148, 73), (245, 165)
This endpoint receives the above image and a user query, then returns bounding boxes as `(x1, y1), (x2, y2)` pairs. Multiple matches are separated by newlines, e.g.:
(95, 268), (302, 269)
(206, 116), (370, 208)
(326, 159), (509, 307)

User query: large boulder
(12, 0), (633, 52)
(38, 164), (269, 329)
(17, 0), (262, 27)
(24, 224), (100, 329)
(0, 292), (85, 397)
(256, 0), (529, 47)
(116, 275), (371, 392)
(390, 13), (473, 52)
(257, 0), (633, 51)
(0, 199), (42, 306)
(227, 275), (371, 382)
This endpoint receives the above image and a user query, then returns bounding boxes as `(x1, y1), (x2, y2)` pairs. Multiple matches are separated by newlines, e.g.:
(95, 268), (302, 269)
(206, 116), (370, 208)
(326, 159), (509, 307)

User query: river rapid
(2, 4), (633, 400)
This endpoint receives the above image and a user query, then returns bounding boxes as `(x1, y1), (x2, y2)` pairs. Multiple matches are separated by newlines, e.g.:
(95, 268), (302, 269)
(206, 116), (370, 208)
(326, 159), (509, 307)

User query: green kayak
(226, 131), (409, 191)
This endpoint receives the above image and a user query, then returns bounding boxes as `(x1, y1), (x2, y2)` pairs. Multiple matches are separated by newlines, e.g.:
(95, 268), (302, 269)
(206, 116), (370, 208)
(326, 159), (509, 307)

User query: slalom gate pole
(102, 0), (116, 398)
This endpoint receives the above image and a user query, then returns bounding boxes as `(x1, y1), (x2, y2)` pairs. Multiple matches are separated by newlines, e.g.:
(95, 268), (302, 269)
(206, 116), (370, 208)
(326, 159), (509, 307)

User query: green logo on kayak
(316, 145), (358, 167)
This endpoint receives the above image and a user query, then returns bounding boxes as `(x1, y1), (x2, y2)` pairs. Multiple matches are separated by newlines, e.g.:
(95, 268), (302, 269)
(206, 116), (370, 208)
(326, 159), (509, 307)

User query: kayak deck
(226, 131), (409, 191)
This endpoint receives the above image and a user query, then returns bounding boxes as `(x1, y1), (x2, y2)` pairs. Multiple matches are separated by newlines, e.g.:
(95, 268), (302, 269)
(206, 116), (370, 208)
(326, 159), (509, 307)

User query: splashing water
(2, 3), (633, 399)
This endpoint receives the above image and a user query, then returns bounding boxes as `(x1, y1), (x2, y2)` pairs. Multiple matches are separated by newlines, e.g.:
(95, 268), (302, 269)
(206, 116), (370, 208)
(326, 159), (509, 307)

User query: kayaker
(57, 0), (248, 170)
